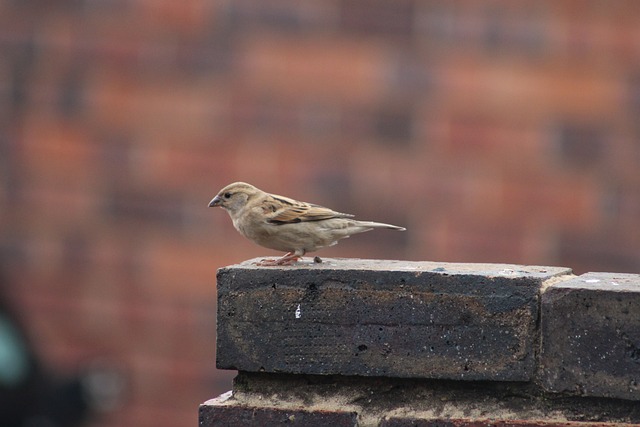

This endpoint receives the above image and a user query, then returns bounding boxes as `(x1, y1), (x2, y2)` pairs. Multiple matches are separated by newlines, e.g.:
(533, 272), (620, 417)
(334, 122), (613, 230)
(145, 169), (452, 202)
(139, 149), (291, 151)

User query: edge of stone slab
(204, 373), (640, 425)
(220, 257), (573, 279)
(543, 271), (640, 292)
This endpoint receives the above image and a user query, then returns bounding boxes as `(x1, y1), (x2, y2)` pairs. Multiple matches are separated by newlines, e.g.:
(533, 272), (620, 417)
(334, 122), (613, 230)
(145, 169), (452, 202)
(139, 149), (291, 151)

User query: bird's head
(209, 182), (260, 216)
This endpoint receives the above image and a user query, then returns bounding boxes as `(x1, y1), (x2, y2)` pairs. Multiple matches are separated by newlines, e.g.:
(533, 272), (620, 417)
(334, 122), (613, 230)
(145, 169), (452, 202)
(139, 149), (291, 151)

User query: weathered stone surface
(199, 391), (357, 427)
(216, 258), (571, 381)
(540, 272), (640, 401)
(381, 418), (637, 427)
(200, 372), (640, 426)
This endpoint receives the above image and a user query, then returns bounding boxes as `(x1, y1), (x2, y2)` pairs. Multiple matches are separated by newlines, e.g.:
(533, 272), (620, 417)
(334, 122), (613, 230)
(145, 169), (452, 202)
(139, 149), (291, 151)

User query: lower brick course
(381, 419), (637, 427)
(199, 372), (640, 427)
(200, 392), (358, 427)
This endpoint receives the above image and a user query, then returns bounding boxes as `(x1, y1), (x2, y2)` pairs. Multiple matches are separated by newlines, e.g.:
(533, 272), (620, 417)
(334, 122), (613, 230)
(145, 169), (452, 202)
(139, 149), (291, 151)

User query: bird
(208, 182), (406, 266)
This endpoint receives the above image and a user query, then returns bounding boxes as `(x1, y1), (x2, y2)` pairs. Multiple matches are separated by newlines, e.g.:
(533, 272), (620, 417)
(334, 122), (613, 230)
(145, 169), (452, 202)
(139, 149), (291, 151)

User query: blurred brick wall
(0, 1), (639, 426)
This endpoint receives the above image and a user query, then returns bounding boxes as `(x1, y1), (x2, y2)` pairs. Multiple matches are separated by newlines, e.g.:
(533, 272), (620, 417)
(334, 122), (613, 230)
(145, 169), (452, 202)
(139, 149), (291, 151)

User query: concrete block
(540, 272), (640, 400)
(381, 418), (637, 427)
(201, 372), (640, 427)
(199, 391), (357, 427)
(216, 258), (571, 381)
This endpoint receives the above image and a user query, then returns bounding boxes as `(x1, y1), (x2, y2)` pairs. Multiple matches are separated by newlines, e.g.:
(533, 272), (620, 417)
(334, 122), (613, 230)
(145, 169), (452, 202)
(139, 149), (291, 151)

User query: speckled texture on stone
(200, 372), (640, 426)
(199, 391), (357, 427)
(540, 272), (640, 401)
(216, 258), (572, 381)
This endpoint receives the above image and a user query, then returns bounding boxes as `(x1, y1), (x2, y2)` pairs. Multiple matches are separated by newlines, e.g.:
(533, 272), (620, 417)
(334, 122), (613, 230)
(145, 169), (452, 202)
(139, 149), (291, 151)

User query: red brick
(132, 0), (218, 36)
(238, 35), (388, 102)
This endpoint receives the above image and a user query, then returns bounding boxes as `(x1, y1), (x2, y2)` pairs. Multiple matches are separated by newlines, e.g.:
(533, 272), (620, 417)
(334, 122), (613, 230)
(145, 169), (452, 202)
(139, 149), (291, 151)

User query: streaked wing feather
(266, 194), (353, 224)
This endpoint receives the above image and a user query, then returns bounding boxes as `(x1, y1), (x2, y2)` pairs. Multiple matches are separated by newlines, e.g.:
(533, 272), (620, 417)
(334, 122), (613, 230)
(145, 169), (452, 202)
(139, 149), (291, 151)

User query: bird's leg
(255, 252), (298, 266)
(255, 250), (303, 266)
(275, 252), (301, 265)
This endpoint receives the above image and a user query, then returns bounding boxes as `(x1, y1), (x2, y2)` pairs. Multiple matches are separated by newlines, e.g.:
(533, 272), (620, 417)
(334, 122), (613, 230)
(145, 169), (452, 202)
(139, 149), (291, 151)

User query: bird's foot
(255, 252), (301, 266)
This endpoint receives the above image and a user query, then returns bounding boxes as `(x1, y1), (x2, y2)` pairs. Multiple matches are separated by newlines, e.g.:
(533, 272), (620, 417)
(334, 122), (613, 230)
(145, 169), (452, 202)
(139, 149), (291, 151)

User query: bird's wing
(263, 194), (353, 224)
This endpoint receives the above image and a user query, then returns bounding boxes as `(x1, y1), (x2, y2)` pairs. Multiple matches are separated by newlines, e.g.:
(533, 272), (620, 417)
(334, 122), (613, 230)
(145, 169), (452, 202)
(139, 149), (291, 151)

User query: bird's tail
(354, 221), (406, 231)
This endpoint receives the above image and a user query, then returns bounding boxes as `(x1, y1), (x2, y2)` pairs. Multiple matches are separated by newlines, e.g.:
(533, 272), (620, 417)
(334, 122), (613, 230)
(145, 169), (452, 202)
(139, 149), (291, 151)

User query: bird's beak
(209, 195), (222, 207)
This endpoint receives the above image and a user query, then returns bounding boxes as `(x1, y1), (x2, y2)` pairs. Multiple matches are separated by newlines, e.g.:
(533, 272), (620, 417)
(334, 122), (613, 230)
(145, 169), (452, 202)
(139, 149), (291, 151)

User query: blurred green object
(0, 315), (29, 386)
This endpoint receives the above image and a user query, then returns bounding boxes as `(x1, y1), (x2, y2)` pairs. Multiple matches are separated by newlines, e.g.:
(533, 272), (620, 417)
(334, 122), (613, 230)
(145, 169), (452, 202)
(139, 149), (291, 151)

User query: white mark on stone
(611, 282), (620, 286)
(295, 304), (302, 319)
(584, 279), (600, 283)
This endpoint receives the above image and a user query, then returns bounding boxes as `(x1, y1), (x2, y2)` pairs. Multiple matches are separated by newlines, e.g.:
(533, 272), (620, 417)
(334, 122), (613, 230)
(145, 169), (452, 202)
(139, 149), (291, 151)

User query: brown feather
(266, 194), (353, 224)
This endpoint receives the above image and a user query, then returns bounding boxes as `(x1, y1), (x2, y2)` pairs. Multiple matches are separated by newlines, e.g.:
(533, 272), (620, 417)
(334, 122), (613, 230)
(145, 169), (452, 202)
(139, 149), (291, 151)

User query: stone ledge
(205, 260), (640, 426)
(199, 372), (640, 427)
(540, 272), (640, 400)
(216, 258), (572, 381)
(381, 418), (637, 426)
(199, 390), (357, 427)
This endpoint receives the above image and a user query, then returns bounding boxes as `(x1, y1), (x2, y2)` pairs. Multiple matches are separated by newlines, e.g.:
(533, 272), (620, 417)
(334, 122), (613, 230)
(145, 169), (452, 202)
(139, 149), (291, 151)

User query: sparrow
(209, 182), (406, 266)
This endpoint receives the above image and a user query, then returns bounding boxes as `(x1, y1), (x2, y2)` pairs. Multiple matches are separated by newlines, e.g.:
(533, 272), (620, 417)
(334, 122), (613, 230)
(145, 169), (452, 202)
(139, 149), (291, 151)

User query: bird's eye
(224, 192), (232, 199)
